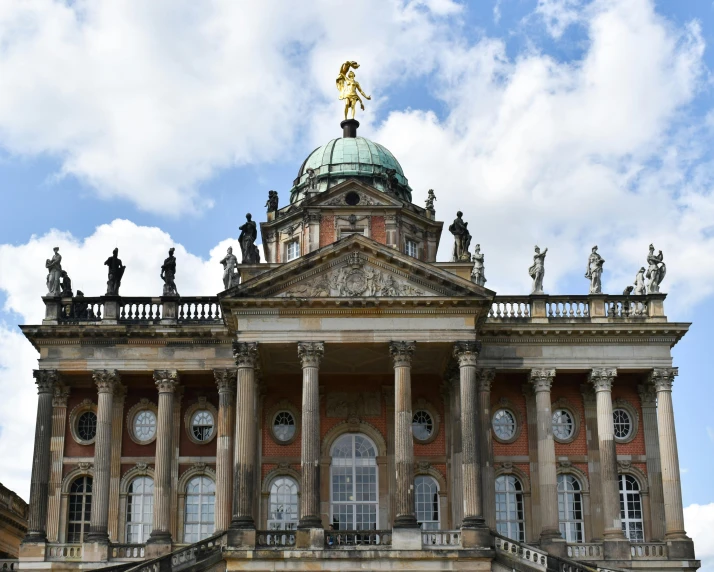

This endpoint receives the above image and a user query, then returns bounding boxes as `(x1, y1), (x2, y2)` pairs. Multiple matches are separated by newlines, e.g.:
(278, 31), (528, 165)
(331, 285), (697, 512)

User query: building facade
(18, 121), (699, 572)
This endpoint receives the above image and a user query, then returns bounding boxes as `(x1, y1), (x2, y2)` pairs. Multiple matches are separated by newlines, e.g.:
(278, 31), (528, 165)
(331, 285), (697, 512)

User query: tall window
(67, 476), (92, 543)
(558, 474), (584, 542)
(184, 476), (215, 542)
(126, 476), (154, 543)
(619, 475), (644, 542)
(495, 475), (525, 541)
(330, 434), (378, 530)
(268, 477), (299, 530)
(286, 240), (300, 262)
(415, 475), (440, 530)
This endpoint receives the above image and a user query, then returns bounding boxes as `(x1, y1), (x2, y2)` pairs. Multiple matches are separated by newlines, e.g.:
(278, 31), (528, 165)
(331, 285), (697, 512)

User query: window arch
(415, 476), (440, 530)
(558, 474), (584, 543)
(67, 476), (92, 543)
(330, 433), (378, 530)
(268, 477), (299, 530)
(619, 474), (644, 542)
(495, 475), (525, 541)
(126, 476), (154, 543)
(183, 476), (215, 542)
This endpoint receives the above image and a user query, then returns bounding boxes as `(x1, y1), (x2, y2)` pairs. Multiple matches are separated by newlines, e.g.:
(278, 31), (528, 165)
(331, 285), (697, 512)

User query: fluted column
(447, 366), (464, 528)
(477, 369), (496, 529)
(214, 369), (237, 532)
(24, 370), (57, 543)
(231, 342), (259, 530)
(529, 369), (562, 549)
(148, 370), (179, 544)
(297, 342), (324, 528)
(86, 369), (120, 543)
(47, 383), (70, 542)
(638, 383), (665, 541)
(390, 341), (418, 528)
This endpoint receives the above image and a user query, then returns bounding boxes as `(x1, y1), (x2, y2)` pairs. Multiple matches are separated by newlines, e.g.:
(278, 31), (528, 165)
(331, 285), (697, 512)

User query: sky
(0, 0), (713, 565)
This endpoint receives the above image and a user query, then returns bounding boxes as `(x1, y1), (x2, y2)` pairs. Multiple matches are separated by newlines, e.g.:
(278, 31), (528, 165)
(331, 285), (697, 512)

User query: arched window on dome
(330, 433), (378, 530)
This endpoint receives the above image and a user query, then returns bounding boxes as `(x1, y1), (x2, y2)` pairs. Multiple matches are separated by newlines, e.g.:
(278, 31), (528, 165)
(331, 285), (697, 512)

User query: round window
(613, 408), (632, 440)
(345, 191), (360, 206)
(412, 410), (434, 441)
(552, 409), (574, 440)
(77, 411), (97, 442)
(133, 410), (157, 442)
(191, 410), (214, 442)
(492, 409), (516, 441)
(273, 411), (296, 443)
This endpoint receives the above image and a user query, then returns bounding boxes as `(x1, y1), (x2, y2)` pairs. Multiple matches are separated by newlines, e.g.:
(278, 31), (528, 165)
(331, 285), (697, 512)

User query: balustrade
(630, 543), (667, 559)
(0, 561), (17, 571)
(178, 297), (222, 323)
(421, 530), (461, 548)
(547, 297), (590, 318)
(256, 530), (296, 548)
(110, 544), (146, 560)
(489, 297), (531, 319)
(59, 298), (103, 323)
(567, 543), (602, 559)
(45, 544), (82, 561)
(324, 530), (392, 548)
(494, 535), (548, 570)
(119, 298), (162, 322)
(606, 296), (648, 318)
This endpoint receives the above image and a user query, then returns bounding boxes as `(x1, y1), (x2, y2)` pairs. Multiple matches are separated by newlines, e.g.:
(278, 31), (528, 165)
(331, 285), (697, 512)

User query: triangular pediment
(304, 179), (404, 208)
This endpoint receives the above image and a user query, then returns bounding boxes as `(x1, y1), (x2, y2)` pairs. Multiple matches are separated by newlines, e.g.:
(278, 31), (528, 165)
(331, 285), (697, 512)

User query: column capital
(298, 342), (325, 368)
(153, 370), (180, 393)
(588, 367), (617, 392)
(649, 368), (678, 392)
(93, 369), (121, 393)
(453, 341), (481, 367)
(233, 341), (259, 368)
(389, 341), (416, 368)
(579, 384), (596, 406)
(529, 368), (555, 392)
(33, 370), (58, 394)
(214, 369), (237, 393)
(52, 383), (70, 407)
(476, 368), (496, 392)
(637, 383), (658, 407)
(114, 382), (128, 404)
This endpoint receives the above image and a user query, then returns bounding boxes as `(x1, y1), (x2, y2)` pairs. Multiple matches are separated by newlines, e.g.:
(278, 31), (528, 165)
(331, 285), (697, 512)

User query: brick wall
(371, 216), (386, 245)
(319, 216), (335, 248)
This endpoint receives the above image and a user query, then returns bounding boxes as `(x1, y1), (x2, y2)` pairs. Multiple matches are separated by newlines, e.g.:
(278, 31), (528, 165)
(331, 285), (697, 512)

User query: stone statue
(238, 214), (261, 264)
(45, 247), (62, 297)
(645, 244), (666, 293)
(72, 290), (90, 319)
(265, 190), (279, 213)
(471, 244), (486, 286)
(383, 168), (398, 195)
(220, 246), (240, 289)
(160, 248), (179, 296)
(529, 246), (548, 294)
(60, 270), (73, 297)
(634, 267), (646, 295)
(306, 168), (317, 191)
(104, 248), (126, 296)
(448, 211), (472, 261)
(425, 189), (436, 211)
(336, 61), (371, 120)
(585, 245), (605, 294)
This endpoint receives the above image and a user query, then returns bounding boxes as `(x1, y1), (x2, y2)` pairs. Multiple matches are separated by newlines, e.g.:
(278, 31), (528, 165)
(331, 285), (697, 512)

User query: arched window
(126, 476), (154, 543)
(268, 477), (299, 530)
(619, 474), (644, 542)
(415, 475), (440, 530)
(183, 476), (215, 543)
(558, 474), (584, 543)
(495, 475), (525, 541)
(330, 434), (378, 530)
(67, 476), (92, 543)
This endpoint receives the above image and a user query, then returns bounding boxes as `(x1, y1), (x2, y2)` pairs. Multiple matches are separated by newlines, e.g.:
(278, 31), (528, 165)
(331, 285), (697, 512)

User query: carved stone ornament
(415, 461), (431, 472)
(93, 369), (120, 393)
(278, 462), (291, 470)
(637, 384), (657, 406)
(233, 341), (259, 368)
(558, 460), (572, 469)
(453, 341), (481, 367)
(214, 369), (237, 393)
(298, 342), (325, 368)
(389, 341), (416, 368)
(476, 368), (496, 392)
(135, 462), (149, 472)
(326, 392), (381, 418)
(193, 462), (207, 471)
(529, 369), (556, 392)
(52, 383), (70, 407)
(617, 460), (632, 471)
(78, 462), (93, 471)
(325, 191), (379, 206)
(648, 367), (677, 392)
(153, 370), (179, 392)
(33, 369), (58, 394)
(588, 368), (617, 392)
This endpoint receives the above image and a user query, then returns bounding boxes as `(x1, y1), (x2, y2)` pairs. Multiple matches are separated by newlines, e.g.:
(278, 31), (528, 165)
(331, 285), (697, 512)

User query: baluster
(200, 302), (206, 321)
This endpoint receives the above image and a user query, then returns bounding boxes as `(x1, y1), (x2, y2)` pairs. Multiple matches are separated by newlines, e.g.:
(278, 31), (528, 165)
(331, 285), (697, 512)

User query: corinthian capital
(214, 369), (237, 393)
(529, 369), (555, 393)
(33, 370), (58, 394)
(52, 382), (70, 407)
(233, 341), (259, 368)
(452, 341), (481, 367)
(637, 383), (657, 407)
(476, 368), (496, 392)
(389, 341), (416, 368)
(93, 369), (121, 393)
(153, 370), (179, 393)
(648, 367), (678, 392)
(297, 342), (325, 368)
(588, 367), (617, 392)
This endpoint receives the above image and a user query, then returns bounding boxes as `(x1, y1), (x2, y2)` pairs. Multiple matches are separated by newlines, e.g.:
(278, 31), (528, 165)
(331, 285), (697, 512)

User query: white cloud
(535, 0), (584, 38)
(685, 503), (714, 570)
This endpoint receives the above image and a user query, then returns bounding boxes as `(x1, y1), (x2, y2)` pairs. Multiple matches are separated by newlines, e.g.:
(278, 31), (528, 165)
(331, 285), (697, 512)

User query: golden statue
(337, 61), (371, 120)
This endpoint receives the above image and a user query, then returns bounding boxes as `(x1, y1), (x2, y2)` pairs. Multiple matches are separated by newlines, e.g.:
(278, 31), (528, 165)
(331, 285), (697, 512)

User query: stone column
(638, 383), (665, 541)
(23, 370), (57, 544)
(447, 367), (464, 528)
(580, 385), (604, 542)
(649, 368), (694, 558)
(214, 369), (237, 532)
(588, 368), (628, 559)
(108, 384), (126, 542)
(454, 342), (490, 548)
(522, 384), (541, 543)
(477, 369), (496, 529)
(529, 369), (564, 555)
(230, 342), (259, 541)
(86, 369), (120, 546)
(148, 370), (179, 551)
(47, 383), (70, 542)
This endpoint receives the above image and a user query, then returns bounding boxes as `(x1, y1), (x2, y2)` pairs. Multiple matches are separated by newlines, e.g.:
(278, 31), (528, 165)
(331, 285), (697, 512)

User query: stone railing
(493, 534), (547, 571)
(324, 530), (392, 548)
(631, 542), (667, 559)
(110, 544), (146, 560)
(0, 560), (17, 571)
(421, 530), (461, 548)
(256, 530), (296, 548)
(45, 544), (83, 561)
(119, 298), (162, 323)
(59, 297), (104, 323)
(567, 543), (603, 560)
(124, 532), (225, 572)
(178, 297), (222, 322)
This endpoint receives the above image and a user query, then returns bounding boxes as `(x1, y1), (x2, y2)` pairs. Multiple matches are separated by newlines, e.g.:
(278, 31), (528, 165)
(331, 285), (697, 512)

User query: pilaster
(214, 369), (237, 532)
(476, 368), (496, 529)
(638, 383), (665, 541)
(580, 384), (604, 542)
(46, 382), (69, 542)
(108, 383), (126, 542)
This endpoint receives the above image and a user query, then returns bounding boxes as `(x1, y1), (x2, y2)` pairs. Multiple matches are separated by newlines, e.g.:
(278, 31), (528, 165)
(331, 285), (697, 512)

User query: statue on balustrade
(634, 267), (646, 295)
(45, 247), (62, 297)
(529, 245), (548, 294)
(104, 248), (126, 296)
(471, 244), (486, 286)
(425, 189), (436, 211)
(449, 211), (472, 261)
(220, 246), (240, 289)
(645, 244), (666, 293)
(239, 213), (261, 264)
(585, 245), (605, 294)
(60, 270), (73, 297)
(160, 247), (179, 297)
(265, 190), (279, 213)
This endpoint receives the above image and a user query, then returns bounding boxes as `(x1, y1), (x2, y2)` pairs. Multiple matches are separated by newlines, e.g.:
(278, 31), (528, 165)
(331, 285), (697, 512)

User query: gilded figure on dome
(337, 61), (371, 120)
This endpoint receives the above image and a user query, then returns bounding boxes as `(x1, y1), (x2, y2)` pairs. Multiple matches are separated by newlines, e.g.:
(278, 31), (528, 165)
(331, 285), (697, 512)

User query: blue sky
(0, 0), (713, 564)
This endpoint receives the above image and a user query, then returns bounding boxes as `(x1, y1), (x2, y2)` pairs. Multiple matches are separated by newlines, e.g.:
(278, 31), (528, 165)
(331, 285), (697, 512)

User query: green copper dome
(290, 136), (412, 203)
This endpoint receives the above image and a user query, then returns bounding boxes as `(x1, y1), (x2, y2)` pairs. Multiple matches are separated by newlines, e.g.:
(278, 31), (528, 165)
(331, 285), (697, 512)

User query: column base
(229, 516), (256, 530)
(603, 538), (631, 561)
(296, 527), (324, 550)
(392, 528), (422, 550)
(21, 532), (47, 545)
(226, 528), (256, 549)
(540, 530), (566, 557)
(394, 515), (420, 529)
(297, 516), (323, 529)
(666, 537), (695, 559)
(84, 531), (109, 544)
(147, 530), (173, 544)
(145, 540), (173, 558)
(82, 541), (109, 562)
(461, 519), (491, 549)
(18, 539), (46, 561)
